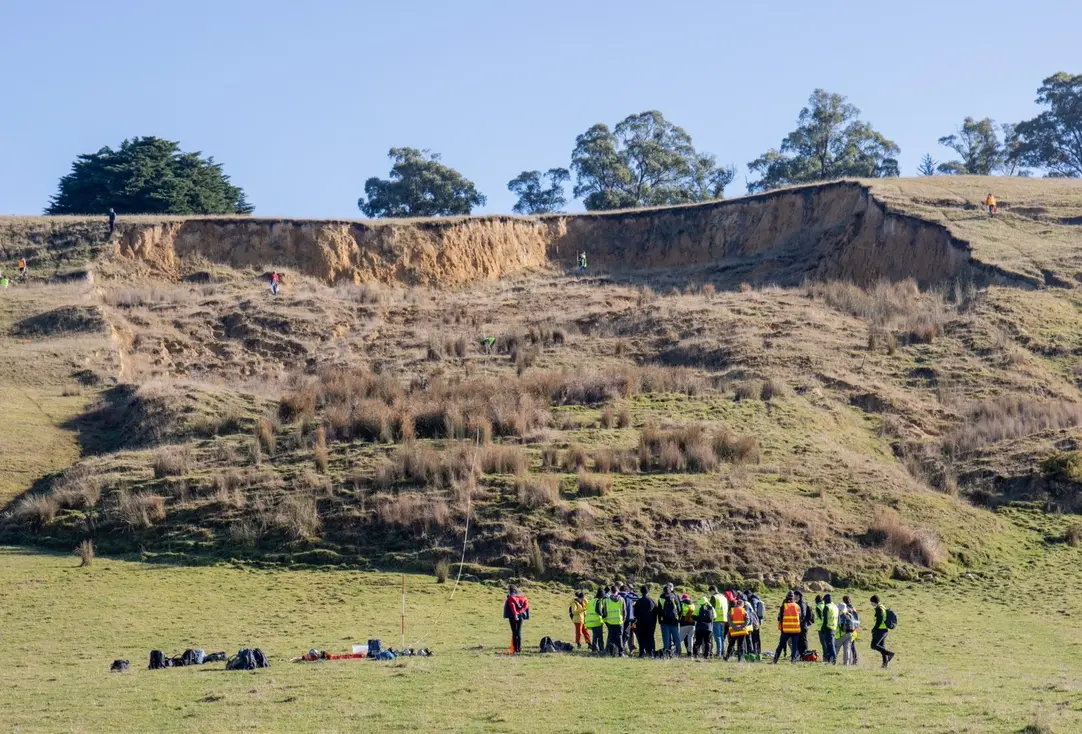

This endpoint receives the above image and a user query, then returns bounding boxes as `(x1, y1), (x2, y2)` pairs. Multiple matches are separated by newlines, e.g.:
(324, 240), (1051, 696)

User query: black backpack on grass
(227, 649), (257, 670)
(539, 636), (556, 654)
(253, 649), (269, 668)
(111, 660), (129, 673)
(149, 650), (166, 670)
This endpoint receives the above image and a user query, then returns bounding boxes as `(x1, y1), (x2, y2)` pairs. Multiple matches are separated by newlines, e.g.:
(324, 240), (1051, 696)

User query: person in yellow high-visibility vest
(985, 192), (997, 217)
(602, 585), (626, 656)
(724, 597), (752, 661)
(708, 585), (728, 659)
(585, 587), (606, 653)
(819, 593), (840, 664)
(774, 591), (802, 664)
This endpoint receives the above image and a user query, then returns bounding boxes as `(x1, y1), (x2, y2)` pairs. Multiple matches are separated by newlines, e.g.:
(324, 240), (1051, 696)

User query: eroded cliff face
(0, 182), (1019, 288)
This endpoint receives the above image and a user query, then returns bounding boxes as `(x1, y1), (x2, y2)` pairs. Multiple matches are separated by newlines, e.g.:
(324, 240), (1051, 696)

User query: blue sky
(1, 0), (1079, 218)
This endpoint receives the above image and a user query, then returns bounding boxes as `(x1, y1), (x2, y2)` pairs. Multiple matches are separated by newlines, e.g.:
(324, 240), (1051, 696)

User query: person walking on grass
(270, 271), (280, 296)
(819, 593), (839, 664)
(678, 593), (696, 656)
(503, 585), (530, 654)
(578, 251), (587, 274)
(108, 208), (116, 237)
(709, 585), (728, 659)
(774, 591), (802, 664)
(586, 587), (606, 653)
(658, 583), (681, 655)
(724, 597), (751, 661)
(603, 585), (626, 656)
(870, 595), (896, 668)
(985, 192), (997, 217)
(795, 590), (813, 655)
(569, 591), (591, 649)
(633, 584), (657, 658)
(17, 258), (27, 283)
(693, 594), (716, 658)
(837, 602), (858, 665)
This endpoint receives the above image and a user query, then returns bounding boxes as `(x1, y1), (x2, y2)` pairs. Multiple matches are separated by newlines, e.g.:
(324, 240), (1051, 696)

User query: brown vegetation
(945, 396), (1082, 456)
(867, 507), (945, 568)
(577, 471), (612, 498)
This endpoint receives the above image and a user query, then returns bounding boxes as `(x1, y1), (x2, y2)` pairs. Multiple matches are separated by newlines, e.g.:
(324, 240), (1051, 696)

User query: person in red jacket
(503, 586), (530, 653)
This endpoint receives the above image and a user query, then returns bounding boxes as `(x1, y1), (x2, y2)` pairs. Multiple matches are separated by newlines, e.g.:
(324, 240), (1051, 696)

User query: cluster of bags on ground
(292, 639), (434, 663)
(109, 648), (267, 671)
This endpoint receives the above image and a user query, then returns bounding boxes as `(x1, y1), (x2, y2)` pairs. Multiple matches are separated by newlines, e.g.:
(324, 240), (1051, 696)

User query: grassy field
(1, 544), (1081, 733)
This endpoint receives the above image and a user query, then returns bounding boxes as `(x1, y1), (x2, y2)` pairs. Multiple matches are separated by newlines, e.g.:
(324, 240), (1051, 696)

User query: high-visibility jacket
(815, 601), (824, 623)
(986, 195), (996, 207)
(679, 600), (696, 625)
(570, 599), (588, 624)
(728, 605), (750, 637)
(779, 602), (801, 634)
(603, 596), (625, 626)
(821, 602), (839, 632)
(711, 594), (728, 623)
(585, 598), (605, 628)
(873, 603), (888, 630)
(18, 259), (26, 270)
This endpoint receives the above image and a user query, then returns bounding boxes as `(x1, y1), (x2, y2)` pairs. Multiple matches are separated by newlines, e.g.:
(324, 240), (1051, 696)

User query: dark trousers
(635, 625), (656, 657)
(819, 629), (837, 663)
(623, 621), (635, 651)
(587, 626), (604, 652)
(508, 619), (522, 653)
(798, 629), (809, 654)
(606, 624), (624, 655)
(774, 632), (799, 663)
(750, 628), (762, 654)
(108, 220), (115, 236)
(725, 634), (747, 661)
(871, 630), (893, 665)
(693, 629), (712, 657)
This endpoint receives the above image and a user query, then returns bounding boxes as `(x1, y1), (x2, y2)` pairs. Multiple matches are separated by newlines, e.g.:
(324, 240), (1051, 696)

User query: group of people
(0, 258), (29, 288)
(506, 584), (897, 668)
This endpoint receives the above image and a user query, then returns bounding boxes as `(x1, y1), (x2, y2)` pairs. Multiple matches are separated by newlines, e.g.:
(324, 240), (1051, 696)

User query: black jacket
(658, 591), (681, 625)
(633, 595), (657, 628)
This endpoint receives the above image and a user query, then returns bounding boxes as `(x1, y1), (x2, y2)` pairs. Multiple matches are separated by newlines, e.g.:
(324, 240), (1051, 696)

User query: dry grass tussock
(804, 279), (952, 342)
(577, 471), (612, 497)
(867, 507), (945, 568)
(375, 442), (478, 489)
(374, 492), (452, 532)
(517, 474), (560, 508)
(115, 491), (167, 529)
(76, 539), (94, 567)
(945, 395), (1082, 455)
(638, 422), (754, 472)
(50, 468), (105, 509)
(254, 494), (321, 541)
(152, 446), (193, 478)
(279, 365), (706, 448)
(479, 444), (527, 475)
(12, 494), (60, 527)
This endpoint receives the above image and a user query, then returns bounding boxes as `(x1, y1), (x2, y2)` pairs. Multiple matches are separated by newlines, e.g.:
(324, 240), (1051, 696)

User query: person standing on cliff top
(270, 271), (280, 296)
(108, 208), (116, 237)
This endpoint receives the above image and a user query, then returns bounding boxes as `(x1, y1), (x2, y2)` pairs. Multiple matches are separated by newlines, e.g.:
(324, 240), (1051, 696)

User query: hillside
(3, 176), (1082, 587)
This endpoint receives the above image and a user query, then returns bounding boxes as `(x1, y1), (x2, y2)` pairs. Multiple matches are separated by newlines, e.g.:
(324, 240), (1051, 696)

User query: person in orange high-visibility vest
(724, 597), (752, 661)
(985, 192), (997, 217)
(773, 591), (802, 664)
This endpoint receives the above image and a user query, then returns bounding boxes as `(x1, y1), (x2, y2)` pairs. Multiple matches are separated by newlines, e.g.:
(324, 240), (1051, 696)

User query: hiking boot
(886, 652), (895, 666)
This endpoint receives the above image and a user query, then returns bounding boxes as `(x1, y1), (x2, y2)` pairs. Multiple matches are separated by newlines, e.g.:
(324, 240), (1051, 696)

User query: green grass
(2, 545), (1082, 733)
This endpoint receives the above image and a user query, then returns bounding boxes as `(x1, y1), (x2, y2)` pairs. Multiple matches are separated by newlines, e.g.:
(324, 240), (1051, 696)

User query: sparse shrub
(76, 539), (94, 567)
(13, 495), (59, 526)
(298, 469), (333, 496)
(152, 446), (192, 479)
(702, 283), (716, 299)
(617, 405), (632, 428)
(866, 507), (944, 568)
(274, 495), (320, 540)
(352, 400), (395, 443)
(228, 518), (259, 546)
(593, 448), (616, 474)
(600, 405), (616, 429)
(480, 444), (527, 475)
(279, 382), (319, 422)
(51, 470), (104, 509)
(760, 377), (786, 401)
(256, 416), (277, 457)
(739, 282), (752, 293)
(1065, 525), (1082, 548)
(527, 538), (545, 576)
(435, 558), (450, 583)
(116, 491), (166, 529)
(684, 441), (718, 472)
(577, 471), (612, 497)
(375, 492), (452, 532)
(397, 411), (416, 443)
(1040, 451), (1082, 483)
(517, 474), (560, 508)
(467, 414), (493, 445)
(713, 429), (760, 465)
(541, 445), (560, 470)
(659, 440), (686, 472)
(733, 381), (760, 402)
(946, 396), (1082, 456)
(313, 425), (329, 472)
(398, 442), (443, 484)
(563, 444), (589, 471)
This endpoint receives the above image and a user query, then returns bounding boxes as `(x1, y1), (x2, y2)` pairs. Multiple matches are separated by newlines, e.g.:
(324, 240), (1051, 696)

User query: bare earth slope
(2, 177), (1082, 586)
